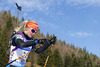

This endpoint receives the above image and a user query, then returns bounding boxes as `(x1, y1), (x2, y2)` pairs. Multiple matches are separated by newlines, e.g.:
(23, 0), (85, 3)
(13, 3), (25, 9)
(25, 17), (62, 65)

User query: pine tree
(64, 53), (72, 67)
(30, 52), (34, 67)
(78, 56), (84, 67)
(0, 26), (9, 66)
(72, 57), (80, 67)
(46, 32), (49, 39)
(0, 24), (2, 40)
(0, 11), (13, 66)
(54, 48), (63, 67)
(21, 16), (25, 22)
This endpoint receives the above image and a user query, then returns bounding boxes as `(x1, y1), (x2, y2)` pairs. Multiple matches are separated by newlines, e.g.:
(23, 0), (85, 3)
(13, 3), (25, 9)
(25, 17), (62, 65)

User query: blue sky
(0, 0), (100, 58)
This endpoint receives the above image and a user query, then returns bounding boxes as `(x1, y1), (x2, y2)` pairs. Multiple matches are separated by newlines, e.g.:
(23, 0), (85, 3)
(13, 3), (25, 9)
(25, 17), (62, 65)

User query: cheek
(29, 30), (33, 34)
(30, 31), (35, 36)
(28, 33), (32, 38)
(30, 30), (35, 35)
(32, 33), (35, 35)
(28, 30), (35, 36)
(27, 31), (32, 37)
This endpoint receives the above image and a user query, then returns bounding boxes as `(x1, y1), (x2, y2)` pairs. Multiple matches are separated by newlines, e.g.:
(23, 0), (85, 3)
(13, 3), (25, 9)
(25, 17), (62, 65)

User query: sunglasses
(31, 29), (37, 33)
(27, 25), (37, 33)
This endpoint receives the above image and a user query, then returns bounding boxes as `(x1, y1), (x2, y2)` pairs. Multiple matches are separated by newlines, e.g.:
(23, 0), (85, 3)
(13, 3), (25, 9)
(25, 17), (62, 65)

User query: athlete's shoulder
(15, 32), (24, 40)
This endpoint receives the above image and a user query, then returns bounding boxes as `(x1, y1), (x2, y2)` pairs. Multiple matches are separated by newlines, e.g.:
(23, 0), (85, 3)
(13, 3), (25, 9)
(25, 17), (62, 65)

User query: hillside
(0, 11), (100, 67)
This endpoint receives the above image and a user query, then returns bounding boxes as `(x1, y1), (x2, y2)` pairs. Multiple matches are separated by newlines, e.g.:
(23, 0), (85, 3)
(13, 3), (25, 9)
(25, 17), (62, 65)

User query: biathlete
(6, 21), (56, 67)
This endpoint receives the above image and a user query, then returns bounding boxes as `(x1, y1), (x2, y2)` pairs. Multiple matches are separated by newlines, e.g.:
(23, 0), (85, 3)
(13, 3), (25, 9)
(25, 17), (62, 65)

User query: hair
(14, 21), (28, 33)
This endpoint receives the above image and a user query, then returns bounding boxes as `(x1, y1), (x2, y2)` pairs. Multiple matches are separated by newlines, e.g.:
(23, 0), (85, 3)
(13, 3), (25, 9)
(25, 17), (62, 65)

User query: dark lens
(31, 29), (35, 33)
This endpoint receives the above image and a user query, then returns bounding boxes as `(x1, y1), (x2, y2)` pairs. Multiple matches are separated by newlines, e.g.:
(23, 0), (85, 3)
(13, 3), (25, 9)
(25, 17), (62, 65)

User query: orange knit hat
(25, 21), (38, 31)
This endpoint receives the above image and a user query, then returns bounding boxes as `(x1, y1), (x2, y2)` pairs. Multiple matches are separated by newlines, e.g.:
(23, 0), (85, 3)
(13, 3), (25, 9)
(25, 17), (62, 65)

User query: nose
(32, 32), (35, 35)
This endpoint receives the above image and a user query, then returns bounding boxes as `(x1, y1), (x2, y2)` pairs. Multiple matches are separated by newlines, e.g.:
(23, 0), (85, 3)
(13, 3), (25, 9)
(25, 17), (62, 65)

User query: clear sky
(0, 0), (100, 58)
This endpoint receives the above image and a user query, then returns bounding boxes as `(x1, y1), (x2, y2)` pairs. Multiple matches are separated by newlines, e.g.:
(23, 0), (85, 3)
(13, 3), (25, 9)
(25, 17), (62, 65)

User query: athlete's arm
(34, 37), (56, 54)
(34, 39), (51, 54)
(12, 35), (38, 48)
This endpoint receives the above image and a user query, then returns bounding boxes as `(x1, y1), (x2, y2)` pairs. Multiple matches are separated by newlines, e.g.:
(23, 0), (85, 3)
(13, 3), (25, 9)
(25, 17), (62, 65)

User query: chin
(29, 35), (33, 38)
(28, 35), (31, 38)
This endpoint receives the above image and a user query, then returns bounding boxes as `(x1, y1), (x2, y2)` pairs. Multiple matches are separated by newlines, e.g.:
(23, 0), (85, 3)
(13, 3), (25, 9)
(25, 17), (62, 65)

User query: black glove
(38, 39), (45, 44)
(50, 36), (56, 44)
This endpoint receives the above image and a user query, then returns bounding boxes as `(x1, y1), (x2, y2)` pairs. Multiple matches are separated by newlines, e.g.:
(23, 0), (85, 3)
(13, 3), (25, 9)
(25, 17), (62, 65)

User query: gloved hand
(38, 39), (45, 44)
(50, 36), (56, 44)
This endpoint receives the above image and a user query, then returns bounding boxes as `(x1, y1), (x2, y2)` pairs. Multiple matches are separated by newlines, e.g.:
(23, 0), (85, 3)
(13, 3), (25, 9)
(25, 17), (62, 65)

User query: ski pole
(44, 44), (54, 67)
(44, 36), (56, 67)
(4, 45), (40, 67)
